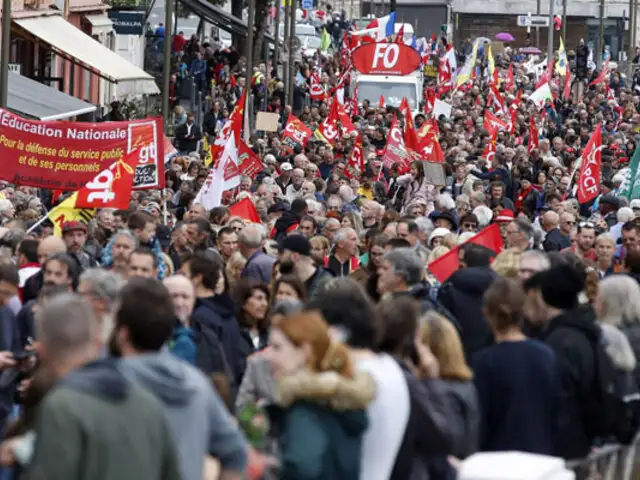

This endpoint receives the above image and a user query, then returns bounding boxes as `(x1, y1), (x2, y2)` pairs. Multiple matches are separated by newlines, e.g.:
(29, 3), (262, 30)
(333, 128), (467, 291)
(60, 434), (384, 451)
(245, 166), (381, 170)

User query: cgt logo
(352, 43), (420, 76)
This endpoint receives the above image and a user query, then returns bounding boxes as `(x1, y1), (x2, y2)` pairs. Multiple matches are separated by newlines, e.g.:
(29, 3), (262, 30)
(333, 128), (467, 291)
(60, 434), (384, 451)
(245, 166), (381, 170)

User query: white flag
(194, 135), (237, 211)
(529, 82), (553, 110)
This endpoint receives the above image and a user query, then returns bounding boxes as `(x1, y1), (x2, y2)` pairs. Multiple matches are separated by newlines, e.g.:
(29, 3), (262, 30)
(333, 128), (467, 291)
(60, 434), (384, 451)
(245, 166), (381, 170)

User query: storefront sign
(0, 108), (164, 191)
(108, 10), (145, 35)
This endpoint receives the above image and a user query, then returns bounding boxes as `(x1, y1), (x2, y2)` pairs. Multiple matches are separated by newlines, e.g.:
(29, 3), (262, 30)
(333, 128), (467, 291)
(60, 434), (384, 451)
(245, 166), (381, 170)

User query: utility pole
(562, 0), (567, 42)
(536, 0), (541, 48)
(0, 0), (10, 108)
(274, 0), (281, 72)
(547, 0), (554, 64)
(161, 0), (173, 133)
(287, 0), (295, 106)
(247, 0), (255, 83)
(283, 0), (290, 103)
(597, 0), (605, 69)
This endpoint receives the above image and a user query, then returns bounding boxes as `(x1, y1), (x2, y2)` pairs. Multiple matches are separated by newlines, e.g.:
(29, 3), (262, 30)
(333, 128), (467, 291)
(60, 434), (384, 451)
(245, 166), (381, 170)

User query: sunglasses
(462, 223), (477, 229)
(579, 221), (595, 229)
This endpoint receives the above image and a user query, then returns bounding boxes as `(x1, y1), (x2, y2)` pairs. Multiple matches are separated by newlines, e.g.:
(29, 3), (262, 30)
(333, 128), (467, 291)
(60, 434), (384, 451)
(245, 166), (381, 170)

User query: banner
(0, 109), (164, 191)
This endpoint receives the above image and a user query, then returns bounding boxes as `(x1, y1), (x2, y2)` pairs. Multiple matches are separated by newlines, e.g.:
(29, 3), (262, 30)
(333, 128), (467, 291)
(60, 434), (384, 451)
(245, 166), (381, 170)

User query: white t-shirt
(357, 354), (411, 480)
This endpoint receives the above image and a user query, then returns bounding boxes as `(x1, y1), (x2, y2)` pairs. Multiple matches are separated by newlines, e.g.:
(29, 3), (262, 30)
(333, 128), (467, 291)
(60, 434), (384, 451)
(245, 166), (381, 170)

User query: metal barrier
(566, 434), (640, 480)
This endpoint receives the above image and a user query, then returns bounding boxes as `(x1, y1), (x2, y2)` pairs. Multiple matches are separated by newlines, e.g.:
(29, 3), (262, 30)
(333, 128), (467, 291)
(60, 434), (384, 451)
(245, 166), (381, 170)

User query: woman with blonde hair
(225, 251), (246, 290)
(267, 311), (375, 479)
(491, 248), (522, 278)
(309, 235), (331, 266)
(421, 311), (480, 459)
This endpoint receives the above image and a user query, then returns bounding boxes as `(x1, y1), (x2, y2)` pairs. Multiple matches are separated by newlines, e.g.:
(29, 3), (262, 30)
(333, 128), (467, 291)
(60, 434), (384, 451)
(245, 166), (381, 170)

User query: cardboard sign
(255, 112), (280, 132)
(433, 98), (452, 119)
(423, 162), (446, 187)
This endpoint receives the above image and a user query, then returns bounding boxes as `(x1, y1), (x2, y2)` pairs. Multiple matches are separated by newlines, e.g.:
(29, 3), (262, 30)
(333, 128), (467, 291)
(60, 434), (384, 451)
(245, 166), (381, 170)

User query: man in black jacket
(438, 243), (497, 361)
(175, 112), (202, 154)
(542, 211), (571, 252)
(523, 262), (599, 460)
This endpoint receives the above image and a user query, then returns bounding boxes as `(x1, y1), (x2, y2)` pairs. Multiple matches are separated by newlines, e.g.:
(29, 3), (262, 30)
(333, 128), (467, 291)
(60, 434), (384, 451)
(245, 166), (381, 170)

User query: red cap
(494, 209), (515, 223)
(61, 221), (87, 234)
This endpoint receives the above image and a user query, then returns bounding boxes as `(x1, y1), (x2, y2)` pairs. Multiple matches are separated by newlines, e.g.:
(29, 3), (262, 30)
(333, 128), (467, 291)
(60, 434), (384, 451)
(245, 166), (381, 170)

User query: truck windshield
(356, 81), (418, 110)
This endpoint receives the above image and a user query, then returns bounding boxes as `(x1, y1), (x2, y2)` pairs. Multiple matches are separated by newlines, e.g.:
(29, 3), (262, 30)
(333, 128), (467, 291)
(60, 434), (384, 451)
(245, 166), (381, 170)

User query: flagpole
(163, 199), (168, 226)
(26, 214), (50, 234)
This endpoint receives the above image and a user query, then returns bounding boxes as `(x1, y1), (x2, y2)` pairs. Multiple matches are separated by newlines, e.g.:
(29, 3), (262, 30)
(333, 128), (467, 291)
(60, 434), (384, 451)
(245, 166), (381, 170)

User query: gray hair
(596, 232), (616, 246)
(414, 217), (434, 237)
(238, 225), (265, 249)
(383, 248), (424, 286)
(598, 276), (640, 327)
(617, 207), (634, 224)
(473, 206), (493, 227)
(455, 194), (470, 209)
(438, 194), (455, 211)
(333, 227), (356, 246)
(0, 199), (12, 214)
(513, 218), (534, 240)
(79, 268), (124, 311)
(520, 249), (551, 270)
(325, 218), (340, 230)
(114, 229), (139, 248)
(37, 293), (97, 361)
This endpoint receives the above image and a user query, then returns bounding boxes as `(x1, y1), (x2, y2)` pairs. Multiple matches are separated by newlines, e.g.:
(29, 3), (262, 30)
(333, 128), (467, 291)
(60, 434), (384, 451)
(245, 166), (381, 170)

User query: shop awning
(14, 15), (159, 95)
(84, 13), (113, 36)
(178, 0), (276, 44)
(7, 71), (97, 121)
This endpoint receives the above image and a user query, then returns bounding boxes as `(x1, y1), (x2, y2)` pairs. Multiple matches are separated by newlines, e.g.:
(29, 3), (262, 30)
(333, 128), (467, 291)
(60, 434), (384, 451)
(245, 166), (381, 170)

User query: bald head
(542, 211), (559, 230)
(38, 236), (67, 265)
(163, 275), (195, 323)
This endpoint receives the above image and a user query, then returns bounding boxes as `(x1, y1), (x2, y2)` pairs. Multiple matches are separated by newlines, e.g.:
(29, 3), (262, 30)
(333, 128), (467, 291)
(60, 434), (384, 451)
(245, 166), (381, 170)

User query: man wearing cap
(279, 234), (333, 300)
(62, 221), (98, 272)
(276, 163), (293, 193)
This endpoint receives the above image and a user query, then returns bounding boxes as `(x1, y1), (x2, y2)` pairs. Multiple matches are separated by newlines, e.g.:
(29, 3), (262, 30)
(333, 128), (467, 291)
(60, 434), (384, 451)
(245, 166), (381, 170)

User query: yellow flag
(47, 192), (96, 237)
(556, 37), (568, 76)
(456, 39), (479, 87)
(203, 136), (213, 167)
(487, 45), (495, 78)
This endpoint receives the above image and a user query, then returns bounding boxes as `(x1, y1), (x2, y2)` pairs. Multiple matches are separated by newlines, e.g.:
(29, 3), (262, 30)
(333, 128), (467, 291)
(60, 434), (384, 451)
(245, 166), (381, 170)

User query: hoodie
(118, 352), (248, 480)
(538, 307), (600, 459)
(24, 360), (181, 480)
(192, 293), (243, 382)
(438, 266), (498, 360)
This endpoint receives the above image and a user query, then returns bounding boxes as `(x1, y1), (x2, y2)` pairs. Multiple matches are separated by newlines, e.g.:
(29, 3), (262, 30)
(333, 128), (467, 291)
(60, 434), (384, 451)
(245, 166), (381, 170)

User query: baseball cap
(599, 194), (620, 209)
(61, 221), (87, 234)
(281, 162), (293, 171)
(279, 234), (311, 256)
(494, 209), (515, 223)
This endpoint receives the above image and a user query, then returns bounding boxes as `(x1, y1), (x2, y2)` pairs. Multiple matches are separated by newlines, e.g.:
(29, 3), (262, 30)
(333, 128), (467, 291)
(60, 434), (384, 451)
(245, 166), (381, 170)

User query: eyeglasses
(462, 223), (477, 229)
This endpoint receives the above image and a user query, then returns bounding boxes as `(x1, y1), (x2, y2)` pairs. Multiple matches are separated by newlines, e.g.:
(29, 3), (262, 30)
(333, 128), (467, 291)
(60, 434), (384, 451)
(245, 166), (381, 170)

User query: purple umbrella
(495, 32), (515, 42)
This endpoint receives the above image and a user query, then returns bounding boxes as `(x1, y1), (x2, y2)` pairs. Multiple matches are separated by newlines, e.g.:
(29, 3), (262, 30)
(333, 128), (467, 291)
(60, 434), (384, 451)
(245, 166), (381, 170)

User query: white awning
(15, 15), (159, 95)
(84, 13), (113, 36)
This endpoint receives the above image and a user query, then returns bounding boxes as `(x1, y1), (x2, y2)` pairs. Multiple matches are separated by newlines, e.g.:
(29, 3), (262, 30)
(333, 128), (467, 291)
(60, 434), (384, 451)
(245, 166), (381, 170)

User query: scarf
(515, 186), (533, 211)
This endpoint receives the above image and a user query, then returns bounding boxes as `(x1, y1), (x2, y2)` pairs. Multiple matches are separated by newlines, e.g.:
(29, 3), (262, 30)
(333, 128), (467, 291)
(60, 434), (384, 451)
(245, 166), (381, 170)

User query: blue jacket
(241, 250), (275, 284)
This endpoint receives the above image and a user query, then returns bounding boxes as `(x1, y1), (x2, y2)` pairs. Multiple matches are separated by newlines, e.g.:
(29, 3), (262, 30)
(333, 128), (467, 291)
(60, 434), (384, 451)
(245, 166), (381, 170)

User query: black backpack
(585, 327), (640, 444)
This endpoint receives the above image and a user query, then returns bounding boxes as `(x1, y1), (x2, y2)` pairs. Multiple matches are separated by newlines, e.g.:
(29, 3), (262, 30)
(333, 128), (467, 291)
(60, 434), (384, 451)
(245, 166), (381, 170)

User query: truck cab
(353, 70), (423, 118)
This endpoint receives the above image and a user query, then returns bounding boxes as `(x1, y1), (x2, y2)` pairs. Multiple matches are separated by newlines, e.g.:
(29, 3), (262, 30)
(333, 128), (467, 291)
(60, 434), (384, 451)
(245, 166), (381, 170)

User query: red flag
(237, 140), (264, 179)
(230, 75), (237, 88)
(535, 59), (554, 89)
(379, 95), (385, 109)
(489, 84), (506, 113)
(510, 89), (522, 112)
(576, 126), (603, 204)
(482, 130), (497, 167)
(424, 88), (436, 115)
(381, 116), (412, 173)
(437, 57), (452, 94)
(309, 70), (328, 101)
(415, 133), (444, 163)
(505, 63), (515, 91)
(563, 68), (572, 101)
(589, 61), (610, 87)
(506, 108), (517, 135)
(337, 101), (358, 137)
(281, 113), (313, 154)
(315, 99), (340, 145)
(75, 152), (138, 210)
(228, 197), (261, 223)
(51, 190), (63, 204)
(400, 97), (419, 150)
(428, 224), (504, 283)
(211, 88), (246, 166)
(528, 116), (539, 153)
(395, 24), (405, 43)
(483, 110), (508, 133)
(345, 134), (364, 179)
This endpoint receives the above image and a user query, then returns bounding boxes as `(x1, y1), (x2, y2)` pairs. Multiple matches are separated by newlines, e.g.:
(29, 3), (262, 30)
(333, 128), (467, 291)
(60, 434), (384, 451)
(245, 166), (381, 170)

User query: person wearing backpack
(523, 262), (601, 460)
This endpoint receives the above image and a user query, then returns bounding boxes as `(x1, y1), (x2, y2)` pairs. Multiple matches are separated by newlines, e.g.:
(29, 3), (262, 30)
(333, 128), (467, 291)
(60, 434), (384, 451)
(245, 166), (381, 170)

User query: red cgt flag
(576, 125), (603, 204)
(74, 151), (138, 210)
(228, 197), (261, 224)
(428, 224), (504, 283)
(528, 116), (539, 153)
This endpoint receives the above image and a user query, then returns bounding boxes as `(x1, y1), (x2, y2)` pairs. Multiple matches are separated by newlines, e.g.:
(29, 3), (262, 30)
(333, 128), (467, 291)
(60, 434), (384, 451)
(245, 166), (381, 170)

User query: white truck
(353, 70), (423, 118)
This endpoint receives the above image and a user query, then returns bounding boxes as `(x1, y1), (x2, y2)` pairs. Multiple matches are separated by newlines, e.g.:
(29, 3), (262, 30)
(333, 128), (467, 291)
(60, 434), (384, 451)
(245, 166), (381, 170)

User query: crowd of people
(0, 12), (640, 480)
